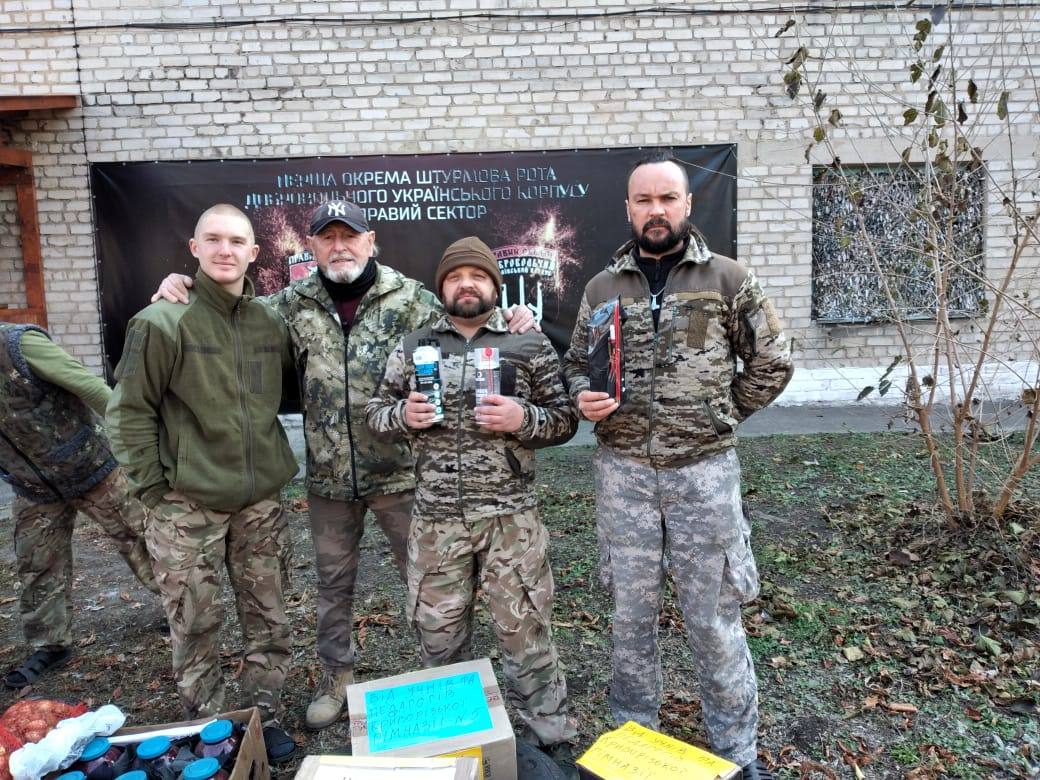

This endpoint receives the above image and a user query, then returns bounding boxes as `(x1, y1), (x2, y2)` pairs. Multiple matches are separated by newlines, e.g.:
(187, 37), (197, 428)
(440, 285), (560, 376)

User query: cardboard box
(294, 754), (478, 780)
(577, 721), (738, 780)
(348, 659), (516, 780)
(109, 707), (268, 780)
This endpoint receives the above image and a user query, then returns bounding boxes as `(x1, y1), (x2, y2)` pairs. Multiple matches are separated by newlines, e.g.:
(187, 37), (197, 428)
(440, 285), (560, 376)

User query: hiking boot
(741, 759), (775, 780)
(539, 742), (578, 780)
(305, 667), (354, 730)
(262, 723), (297, 764)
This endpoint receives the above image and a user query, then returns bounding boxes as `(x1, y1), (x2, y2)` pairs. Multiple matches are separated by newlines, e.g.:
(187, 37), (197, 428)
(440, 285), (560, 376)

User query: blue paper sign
(365, 671), (494, 753)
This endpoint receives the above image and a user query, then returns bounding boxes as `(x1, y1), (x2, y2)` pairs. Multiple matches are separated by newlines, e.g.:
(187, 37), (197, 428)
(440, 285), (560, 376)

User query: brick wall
(0, 2), (1036, 402)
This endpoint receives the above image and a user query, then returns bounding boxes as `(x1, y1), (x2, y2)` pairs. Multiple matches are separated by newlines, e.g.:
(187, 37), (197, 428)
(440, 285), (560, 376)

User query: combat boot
(305, 667), (354, 730)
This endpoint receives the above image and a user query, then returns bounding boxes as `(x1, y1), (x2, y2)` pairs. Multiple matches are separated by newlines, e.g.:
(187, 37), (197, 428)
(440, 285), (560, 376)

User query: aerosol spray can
(472, 347), (501, 407)
(412, 340), (444, 423)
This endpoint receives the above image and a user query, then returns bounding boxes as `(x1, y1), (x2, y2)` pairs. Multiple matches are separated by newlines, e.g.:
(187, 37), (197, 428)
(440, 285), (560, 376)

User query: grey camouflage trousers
(13, 467), (159, 649)
(594, 446), (760, 767)
(307, 490), (411, 672)
(146, 491), (291, 724)
(408, 509), (577, 746)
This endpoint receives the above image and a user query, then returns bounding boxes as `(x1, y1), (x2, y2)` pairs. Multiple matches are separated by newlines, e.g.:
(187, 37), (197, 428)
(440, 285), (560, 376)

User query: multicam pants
(307, 489), (411, 673)
(594, 446), (760, 767)
(146, 490), (291, 724)
(408, 508), (576, 747)
(13, 467), (159, 649)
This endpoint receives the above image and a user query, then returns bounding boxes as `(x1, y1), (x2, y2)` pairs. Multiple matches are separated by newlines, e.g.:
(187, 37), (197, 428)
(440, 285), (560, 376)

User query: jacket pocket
(503, 443), (533, 482)
(702, 400), (734, 436)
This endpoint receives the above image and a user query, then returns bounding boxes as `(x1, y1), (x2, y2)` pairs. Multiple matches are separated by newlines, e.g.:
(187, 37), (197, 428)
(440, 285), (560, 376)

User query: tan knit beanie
(435, 236), (503, 296)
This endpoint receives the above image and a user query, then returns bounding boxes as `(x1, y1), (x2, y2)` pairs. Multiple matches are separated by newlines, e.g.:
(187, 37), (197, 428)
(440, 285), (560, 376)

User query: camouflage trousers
(13, 467), (159, 649)
(146, 490), (291, 724)
(307, 490), (411, 673)
(594, 446), (760, 767)
(408, 508), (576, 746)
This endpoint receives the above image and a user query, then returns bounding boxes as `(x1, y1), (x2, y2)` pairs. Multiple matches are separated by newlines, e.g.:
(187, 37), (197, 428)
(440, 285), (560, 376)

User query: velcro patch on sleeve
(762, 299), (782, 337)
(115, 325), (146, 380)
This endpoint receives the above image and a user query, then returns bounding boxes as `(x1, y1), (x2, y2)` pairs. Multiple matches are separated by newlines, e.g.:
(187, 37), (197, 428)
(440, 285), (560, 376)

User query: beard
(322, 255), (367, 283)
(634, 217), (692, 255)
(445, 291), (495, 319)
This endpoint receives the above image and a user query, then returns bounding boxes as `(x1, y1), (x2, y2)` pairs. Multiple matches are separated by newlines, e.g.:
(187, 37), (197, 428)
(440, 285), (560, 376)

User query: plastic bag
(9, 705), (125, 780)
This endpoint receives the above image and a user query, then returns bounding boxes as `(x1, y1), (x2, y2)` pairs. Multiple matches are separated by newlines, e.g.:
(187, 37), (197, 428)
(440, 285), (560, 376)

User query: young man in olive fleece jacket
(107, 204), (298, 763)
(0, 323), (158, 689)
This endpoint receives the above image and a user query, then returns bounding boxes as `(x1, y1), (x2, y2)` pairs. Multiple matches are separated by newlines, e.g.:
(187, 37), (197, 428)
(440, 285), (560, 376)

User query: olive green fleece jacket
(106, 271), (298, 512)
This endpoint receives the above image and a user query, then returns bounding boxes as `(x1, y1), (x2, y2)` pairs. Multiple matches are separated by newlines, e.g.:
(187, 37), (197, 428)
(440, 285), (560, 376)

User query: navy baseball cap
(309, 200), (369, 235)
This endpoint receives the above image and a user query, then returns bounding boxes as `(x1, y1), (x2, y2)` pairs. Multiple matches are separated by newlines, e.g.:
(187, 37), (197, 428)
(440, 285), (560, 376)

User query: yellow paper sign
(577, 722), (739, 780)
(439, 745), (485, 780)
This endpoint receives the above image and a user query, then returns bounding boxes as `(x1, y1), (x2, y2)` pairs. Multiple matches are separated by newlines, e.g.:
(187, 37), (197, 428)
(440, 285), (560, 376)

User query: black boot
(741, 759), (775, 780)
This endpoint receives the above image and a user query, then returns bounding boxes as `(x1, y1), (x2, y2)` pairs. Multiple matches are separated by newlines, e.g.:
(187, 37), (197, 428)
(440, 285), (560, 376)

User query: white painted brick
(0, 3), (1034, 383)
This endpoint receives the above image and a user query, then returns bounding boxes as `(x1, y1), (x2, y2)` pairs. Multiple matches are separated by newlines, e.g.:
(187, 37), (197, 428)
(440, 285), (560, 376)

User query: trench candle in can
(473, 347), (501, 407)
(413, 340), (445, 422)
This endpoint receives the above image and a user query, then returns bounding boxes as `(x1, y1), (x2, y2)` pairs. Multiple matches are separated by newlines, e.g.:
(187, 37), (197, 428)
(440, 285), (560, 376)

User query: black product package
(587, 296), (627, 404)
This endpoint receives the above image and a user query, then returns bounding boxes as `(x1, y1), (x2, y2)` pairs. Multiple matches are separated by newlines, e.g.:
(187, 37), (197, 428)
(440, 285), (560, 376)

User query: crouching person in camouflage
(107, 204), (299, 763)
(367, 237), (580, 774)
(0, 323), (159, 689)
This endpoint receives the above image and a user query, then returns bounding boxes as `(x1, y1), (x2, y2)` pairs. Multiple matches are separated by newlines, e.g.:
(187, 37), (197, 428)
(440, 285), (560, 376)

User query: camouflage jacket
(366, 308), (578, 521)
(263, 263), (441, 500)
(0, 323), (116, 502)
(107, 272), (298, 512)
(562, 235), (793, 467)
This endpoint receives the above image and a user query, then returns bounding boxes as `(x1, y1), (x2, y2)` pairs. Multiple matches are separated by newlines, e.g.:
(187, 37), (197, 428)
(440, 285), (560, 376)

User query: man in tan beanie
(367, 237), (580, 777)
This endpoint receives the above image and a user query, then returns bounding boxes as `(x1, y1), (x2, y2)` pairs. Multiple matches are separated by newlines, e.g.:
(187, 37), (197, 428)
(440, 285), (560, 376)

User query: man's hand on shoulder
(150, 274), (193, 304)
(577, 390), (618, 422)
(503, 305), (540, 334)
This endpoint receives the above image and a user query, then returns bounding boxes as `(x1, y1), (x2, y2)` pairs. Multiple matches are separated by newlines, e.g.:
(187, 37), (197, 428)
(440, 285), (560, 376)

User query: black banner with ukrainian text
(92, 145), (736, 377)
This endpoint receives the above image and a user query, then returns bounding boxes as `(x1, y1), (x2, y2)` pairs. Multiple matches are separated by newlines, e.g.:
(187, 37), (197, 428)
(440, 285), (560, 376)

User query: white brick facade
(1, 2), (1037, 404)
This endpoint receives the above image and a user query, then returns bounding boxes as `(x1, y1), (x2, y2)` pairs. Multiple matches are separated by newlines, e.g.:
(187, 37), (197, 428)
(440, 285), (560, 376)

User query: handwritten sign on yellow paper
(576, 722), (739, 780)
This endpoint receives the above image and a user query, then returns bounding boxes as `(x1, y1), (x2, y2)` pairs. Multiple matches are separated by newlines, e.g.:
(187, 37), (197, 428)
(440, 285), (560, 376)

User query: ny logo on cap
(327, 202), (347, 217)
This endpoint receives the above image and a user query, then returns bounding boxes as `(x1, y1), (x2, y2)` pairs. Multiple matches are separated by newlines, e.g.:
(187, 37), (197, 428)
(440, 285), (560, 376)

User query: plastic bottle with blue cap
(133, 735), (179, 780)
(181, 756), (227, 780)
(193, 719), (240, 765)
(74, 737), (124, 780)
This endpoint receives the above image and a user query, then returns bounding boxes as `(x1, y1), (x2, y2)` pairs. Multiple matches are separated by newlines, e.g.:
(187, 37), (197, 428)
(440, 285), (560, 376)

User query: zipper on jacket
(456, 338), (470, 512)
(0, 425), (63, 501)
(641, 259), (685, 464)
(310, 289), (362, 501)
(342, 333), (360, 500)
(232, 301), (255, 507)
(636, 269), (657, 462)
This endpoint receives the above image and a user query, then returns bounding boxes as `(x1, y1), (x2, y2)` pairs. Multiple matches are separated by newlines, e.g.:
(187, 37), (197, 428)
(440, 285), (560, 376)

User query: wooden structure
(0, 94), (78, 328)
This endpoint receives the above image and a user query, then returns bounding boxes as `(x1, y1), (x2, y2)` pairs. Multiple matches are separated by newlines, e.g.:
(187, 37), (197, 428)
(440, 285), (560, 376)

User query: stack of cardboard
(347, 659), (516, 780)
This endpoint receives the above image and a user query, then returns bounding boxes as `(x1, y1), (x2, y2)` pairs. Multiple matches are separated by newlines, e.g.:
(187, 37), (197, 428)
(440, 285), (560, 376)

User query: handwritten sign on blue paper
(366, 671), (493, 753)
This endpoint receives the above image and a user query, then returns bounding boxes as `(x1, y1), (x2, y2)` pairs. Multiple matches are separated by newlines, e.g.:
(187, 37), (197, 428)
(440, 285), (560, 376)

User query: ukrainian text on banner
(92, 146), (736, 375)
